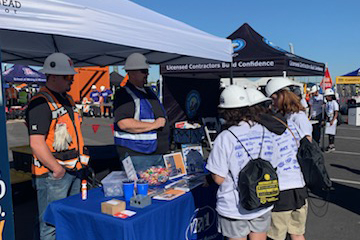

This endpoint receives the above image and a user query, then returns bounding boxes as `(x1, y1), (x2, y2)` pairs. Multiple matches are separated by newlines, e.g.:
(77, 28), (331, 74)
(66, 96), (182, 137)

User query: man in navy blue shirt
(100, 85), (113, 118)
(89, 85), (101, 117)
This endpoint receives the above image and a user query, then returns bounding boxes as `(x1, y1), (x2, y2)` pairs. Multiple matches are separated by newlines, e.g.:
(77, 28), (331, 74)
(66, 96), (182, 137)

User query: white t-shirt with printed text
(206, 122), (277, 220)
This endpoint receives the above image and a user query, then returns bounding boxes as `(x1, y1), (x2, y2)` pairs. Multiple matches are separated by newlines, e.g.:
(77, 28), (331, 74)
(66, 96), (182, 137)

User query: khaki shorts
(267, 201), (308, 240)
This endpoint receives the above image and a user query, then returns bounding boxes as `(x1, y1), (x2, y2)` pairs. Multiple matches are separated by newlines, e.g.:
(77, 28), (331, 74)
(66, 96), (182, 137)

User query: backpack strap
(272, 115), (300, 148)
(227, 129), (254, 161)
(227, 126), (266, 202)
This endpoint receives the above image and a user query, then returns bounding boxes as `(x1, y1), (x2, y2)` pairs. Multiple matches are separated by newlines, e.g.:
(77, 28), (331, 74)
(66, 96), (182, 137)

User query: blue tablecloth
(44, 183), (222, 240)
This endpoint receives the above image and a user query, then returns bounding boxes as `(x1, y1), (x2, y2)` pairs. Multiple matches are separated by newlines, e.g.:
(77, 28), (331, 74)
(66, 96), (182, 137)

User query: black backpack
(273, 116), (332, 192)
(297, 137), (332, 191)
(228, 128), (279, 211)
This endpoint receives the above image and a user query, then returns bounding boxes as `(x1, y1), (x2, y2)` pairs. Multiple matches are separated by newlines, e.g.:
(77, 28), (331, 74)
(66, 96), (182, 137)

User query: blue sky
(127, 0), (360, 83)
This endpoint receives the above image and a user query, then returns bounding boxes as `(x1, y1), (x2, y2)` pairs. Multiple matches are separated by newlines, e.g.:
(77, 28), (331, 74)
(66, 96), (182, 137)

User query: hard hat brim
(39, 68), (77, 75)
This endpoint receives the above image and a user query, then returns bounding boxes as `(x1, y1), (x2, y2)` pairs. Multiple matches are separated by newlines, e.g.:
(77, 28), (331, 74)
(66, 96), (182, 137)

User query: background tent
(161, 23), (325, 78)
(336, 68), (360, 112)
(110, 72), (124, 86)
(3, 64), (46, 83)
(0, 1), (233, 238)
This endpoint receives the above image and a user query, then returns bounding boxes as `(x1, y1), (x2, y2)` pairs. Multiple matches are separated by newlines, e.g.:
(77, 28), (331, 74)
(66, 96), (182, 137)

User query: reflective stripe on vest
(30, 88), (88, 176)
(114, 85), (158, 154)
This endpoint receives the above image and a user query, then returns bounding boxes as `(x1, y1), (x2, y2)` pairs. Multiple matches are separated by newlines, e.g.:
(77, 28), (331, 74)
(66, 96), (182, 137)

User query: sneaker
(325, 146), (335, 153)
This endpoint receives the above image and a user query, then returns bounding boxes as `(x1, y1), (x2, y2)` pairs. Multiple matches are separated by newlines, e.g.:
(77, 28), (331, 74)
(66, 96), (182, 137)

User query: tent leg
(0, 48), (16, 240)
(159, 75), (163, 103)
(230, 61), (233, 85)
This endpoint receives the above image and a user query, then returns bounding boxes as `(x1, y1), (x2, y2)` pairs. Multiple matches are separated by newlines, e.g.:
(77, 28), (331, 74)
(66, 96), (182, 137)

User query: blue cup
(123, 181), (135, 201)
(137, 180), (149, 196)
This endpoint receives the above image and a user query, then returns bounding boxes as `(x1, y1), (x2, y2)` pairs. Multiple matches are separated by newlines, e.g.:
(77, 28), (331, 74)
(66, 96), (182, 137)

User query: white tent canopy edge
(0, 0), (232, 67)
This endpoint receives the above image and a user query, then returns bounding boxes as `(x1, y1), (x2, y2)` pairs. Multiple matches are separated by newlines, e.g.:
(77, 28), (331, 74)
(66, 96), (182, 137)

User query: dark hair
(220, 103), (269, 128)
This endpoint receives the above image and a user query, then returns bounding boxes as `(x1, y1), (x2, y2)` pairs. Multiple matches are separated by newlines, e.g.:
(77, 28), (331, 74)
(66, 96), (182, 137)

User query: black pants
(329, 134), (335, 145)
(103, 106), (112, 117)
(312, 114), (322, 144)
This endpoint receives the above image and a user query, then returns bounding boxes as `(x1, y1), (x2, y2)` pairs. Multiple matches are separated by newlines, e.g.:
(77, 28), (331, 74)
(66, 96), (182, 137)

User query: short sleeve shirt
(326, 100), (339, 120)
(90, 91), (100, 103)
(309, 94), (324, 118)
(206, 122), (276, 220)
(101, 89), (113, 103)
(26, 88), (74, 135)
(113, 83), (170, 155)
(286, 111), (313, 137)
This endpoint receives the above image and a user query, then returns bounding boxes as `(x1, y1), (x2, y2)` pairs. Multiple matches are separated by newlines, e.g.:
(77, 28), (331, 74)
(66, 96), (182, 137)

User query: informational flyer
(163, 152), (187, 179)
(122, 156), (138, 181)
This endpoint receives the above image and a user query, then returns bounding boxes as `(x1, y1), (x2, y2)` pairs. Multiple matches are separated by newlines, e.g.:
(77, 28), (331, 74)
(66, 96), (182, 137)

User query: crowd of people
(24, 51), (338, 240)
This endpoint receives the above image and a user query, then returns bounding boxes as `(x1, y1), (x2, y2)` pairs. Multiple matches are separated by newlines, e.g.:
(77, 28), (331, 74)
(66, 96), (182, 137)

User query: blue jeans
(34, 172), (81, 240)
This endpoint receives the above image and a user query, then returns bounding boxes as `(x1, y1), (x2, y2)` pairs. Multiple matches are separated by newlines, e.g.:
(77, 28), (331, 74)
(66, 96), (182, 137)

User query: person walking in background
(89, 85), (101, 117)
(5, 83), (18, 107)
(309, 85), (324, 144)
(26, 53), (89, 240)
(323, 88), (339, 152)
(206, 86), (278, 240)
(113, 53), (170, 171)
(100, 85), (113, 118)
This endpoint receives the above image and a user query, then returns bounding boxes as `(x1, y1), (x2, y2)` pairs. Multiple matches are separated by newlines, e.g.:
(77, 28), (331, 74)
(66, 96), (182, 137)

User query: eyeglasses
(139, 69), (149, 74)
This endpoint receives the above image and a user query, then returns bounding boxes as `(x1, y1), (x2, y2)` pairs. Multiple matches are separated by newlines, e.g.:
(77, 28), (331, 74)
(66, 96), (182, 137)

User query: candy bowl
(138, 166), (171, 186)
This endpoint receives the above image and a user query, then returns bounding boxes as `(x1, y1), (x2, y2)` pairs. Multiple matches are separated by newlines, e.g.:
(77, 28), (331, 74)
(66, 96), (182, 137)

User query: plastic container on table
(101, 171), (128, 197)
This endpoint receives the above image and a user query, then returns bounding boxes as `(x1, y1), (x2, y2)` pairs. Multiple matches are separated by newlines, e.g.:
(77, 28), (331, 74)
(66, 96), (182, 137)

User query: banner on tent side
(336, 76), (360, 84)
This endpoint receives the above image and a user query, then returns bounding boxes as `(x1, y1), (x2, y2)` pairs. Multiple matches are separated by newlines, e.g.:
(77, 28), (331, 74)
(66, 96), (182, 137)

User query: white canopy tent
(0, 0), (232, 66)
(0, 1), (232, 238)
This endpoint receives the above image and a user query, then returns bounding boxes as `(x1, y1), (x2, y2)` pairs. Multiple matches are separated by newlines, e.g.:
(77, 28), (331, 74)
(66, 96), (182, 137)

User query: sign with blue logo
(186, 206), (219, 240)
(232, 38), (246, 52)
(185, 90), (201, 119)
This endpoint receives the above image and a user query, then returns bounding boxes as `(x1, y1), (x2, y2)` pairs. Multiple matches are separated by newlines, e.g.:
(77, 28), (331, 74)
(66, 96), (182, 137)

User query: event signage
(336, 76), (360, 84)
(163, 60), (277, 73)
(0, 0), (21, 14)
(288, 60), (324, 72)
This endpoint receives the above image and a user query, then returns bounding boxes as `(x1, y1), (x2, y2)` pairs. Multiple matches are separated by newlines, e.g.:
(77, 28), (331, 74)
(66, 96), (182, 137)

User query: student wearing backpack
(261, 82), (308, 240)
(323, 88), (339, 152)
(206, 85), (279, 240)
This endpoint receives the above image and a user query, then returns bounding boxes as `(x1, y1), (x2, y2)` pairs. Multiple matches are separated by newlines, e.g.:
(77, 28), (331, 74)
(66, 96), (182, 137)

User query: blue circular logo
(263, 37), (286, 52)
(232, 38), (246, 52)
(185, 90), (201, 119)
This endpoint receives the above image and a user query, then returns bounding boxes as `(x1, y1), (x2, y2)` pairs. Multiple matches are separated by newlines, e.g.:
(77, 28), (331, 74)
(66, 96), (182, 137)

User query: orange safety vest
(6, 87), (17, 99)
(30, 87), (89, 176)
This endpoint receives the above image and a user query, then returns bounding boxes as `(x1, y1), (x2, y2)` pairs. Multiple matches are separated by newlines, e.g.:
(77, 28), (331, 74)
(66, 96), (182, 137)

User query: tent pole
(159, 75), (163, 103)
(0, 47), (16, 240)
(230, 61), (233, 85)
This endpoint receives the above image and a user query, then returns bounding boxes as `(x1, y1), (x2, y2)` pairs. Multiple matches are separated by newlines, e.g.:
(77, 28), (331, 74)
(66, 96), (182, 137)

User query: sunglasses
(139, 69), (149, 74)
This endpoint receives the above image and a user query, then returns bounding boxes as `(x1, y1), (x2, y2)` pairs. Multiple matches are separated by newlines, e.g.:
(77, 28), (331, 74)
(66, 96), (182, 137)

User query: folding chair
(201, 117), (221, 149)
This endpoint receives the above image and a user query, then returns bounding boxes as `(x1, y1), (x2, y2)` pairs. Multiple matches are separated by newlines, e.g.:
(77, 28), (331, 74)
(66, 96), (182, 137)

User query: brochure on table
(163, 152), (187, 179)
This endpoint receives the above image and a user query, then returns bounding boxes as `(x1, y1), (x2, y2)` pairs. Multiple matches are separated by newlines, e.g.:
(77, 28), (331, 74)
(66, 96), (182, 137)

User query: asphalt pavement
(5, 117), (360, 240)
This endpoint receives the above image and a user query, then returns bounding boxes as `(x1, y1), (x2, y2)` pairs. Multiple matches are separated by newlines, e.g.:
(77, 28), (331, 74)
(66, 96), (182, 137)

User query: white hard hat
(91, 85), (97, 90)
(123, 53), (149, 70)
(324, 88), (335, 96)
(100, 86), (105, 91)
(309, 85), (319, 94)
(40, 53), (77, 75)
(245, 88), (271, 106)
(218, 85), (250, 108)
(265, 77), (294, 97)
